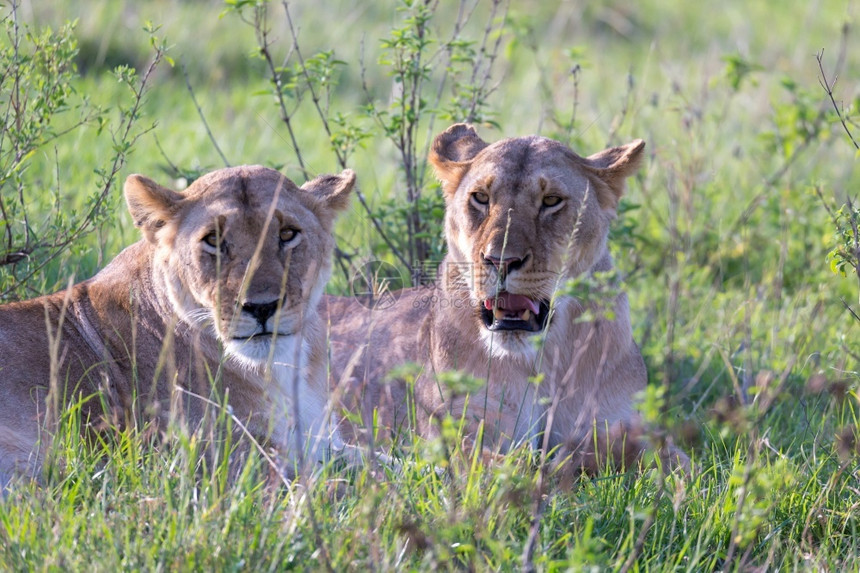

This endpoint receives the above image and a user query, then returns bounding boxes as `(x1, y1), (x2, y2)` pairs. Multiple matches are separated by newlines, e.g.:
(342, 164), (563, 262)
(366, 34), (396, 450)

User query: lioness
(327, 124), (685, 471)
(0, 165), (354, 487)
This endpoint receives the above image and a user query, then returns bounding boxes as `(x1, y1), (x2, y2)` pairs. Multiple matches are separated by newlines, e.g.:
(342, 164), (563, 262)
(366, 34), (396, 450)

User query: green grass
(2, 0), (860, 570)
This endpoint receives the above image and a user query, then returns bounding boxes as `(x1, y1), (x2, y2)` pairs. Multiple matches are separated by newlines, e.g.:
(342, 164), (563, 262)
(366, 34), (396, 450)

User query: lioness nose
(483, 254), (525, 277)
(242, 300), (279, 325)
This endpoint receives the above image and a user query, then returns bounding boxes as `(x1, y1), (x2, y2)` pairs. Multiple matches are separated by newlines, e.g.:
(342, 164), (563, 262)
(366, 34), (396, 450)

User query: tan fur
(0, 165), (355, 487)
(326, 124), (686, 471)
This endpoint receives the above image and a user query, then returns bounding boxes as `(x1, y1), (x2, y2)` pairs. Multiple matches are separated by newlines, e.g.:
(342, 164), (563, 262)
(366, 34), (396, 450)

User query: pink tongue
(483, 293), (540, 314)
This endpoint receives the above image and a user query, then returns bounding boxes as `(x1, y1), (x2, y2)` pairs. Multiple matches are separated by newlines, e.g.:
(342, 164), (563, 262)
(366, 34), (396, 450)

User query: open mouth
(480, 292), (550, 332)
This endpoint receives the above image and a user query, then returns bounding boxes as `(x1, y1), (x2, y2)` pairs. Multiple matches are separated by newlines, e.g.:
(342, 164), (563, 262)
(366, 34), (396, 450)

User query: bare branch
(816, 48), (859, 150)
(606, 69), (635, 146)
(846, 196), (860, 295)
(839, 297), (860, 323)
(253, 3), (309, 179)
(282, 2), (343, 168)
(421, 0), (474, 187)
(153, 133), (181, 177)
(812, 184), (838, 222)
(465, 0), (508, 123)
(181, 63), (230, 167)
(352, 39), (417, 275)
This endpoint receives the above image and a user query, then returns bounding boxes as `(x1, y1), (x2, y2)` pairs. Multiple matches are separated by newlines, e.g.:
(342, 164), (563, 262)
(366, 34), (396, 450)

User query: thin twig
(402, 1), (436, 271)
(282, 2), (343, 168)
(811, 184), (860, 311)
(843, 297), (860, 323)
(606, 69), (635, 146)
(465, 0), (508, 123)
(153, 133), (181, 177)
(562, 64), (582, 145)
(845, 196), (860, 296)
(10, 1), (24, 248)
(355, 39), (418, 275)
(181, 63), (230, 167)
(278, 9), (413, 274)
(816, 48), (859, 150)
(421, 0), (474, 183)
(253, 3), (308, 179)
(813, 184), (838, 222)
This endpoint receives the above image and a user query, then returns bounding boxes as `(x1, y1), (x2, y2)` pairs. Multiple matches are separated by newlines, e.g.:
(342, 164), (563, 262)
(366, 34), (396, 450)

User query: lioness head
(429, 124), (644, 357)
(124, 166), (355, 367)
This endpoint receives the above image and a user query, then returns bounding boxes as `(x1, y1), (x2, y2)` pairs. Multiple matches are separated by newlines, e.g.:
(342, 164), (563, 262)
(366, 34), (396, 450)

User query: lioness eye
(279, 228), (298, 243)
(472, 191), (489, 205)
(542, 195), (562, 207)
(203, 232), (219, 248)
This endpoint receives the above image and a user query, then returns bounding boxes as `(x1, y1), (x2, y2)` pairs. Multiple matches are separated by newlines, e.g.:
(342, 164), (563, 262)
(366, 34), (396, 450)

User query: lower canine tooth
(522, 309), (531, 321)
(494, 308), (505, 320)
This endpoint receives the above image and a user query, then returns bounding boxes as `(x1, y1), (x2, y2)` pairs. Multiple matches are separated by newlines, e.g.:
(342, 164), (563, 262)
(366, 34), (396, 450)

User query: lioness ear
(124, 174), (185, 243)
(583, 139), (645, 210)
(301, 169), (356, 214)
(429, 123), (489, 196)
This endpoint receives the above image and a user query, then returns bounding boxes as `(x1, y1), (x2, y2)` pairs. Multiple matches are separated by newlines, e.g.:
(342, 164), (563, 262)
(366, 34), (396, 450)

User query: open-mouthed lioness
(326, 124), (686, 472)
(0, 165), (354, 487)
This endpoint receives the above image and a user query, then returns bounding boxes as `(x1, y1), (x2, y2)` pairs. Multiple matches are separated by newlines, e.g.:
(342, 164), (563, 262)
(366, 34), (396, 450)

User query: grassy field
(2, 0), (860, 570)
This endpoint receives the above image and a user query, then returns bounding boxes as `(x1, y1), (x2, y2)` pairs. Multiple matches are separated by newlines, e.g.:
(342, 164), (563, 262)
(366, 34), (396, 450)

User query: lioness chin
(326, 124), (687, 473)
(0, 165), (355, 488)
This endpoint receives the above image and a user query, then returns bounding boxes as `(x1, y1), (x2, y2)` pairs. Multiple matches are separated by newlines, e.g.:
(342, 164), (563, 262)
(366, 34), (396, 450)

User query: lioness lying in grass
(326, 124), (687, 473)
(0, 165), (355, 487)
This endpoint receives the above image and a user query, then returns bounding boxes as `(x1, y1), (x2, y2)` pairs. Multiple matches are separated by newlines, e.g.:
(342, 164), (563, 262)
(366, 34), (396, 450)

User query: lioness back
(0, 165), (355, 487)
(324, 286), (434, 440)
